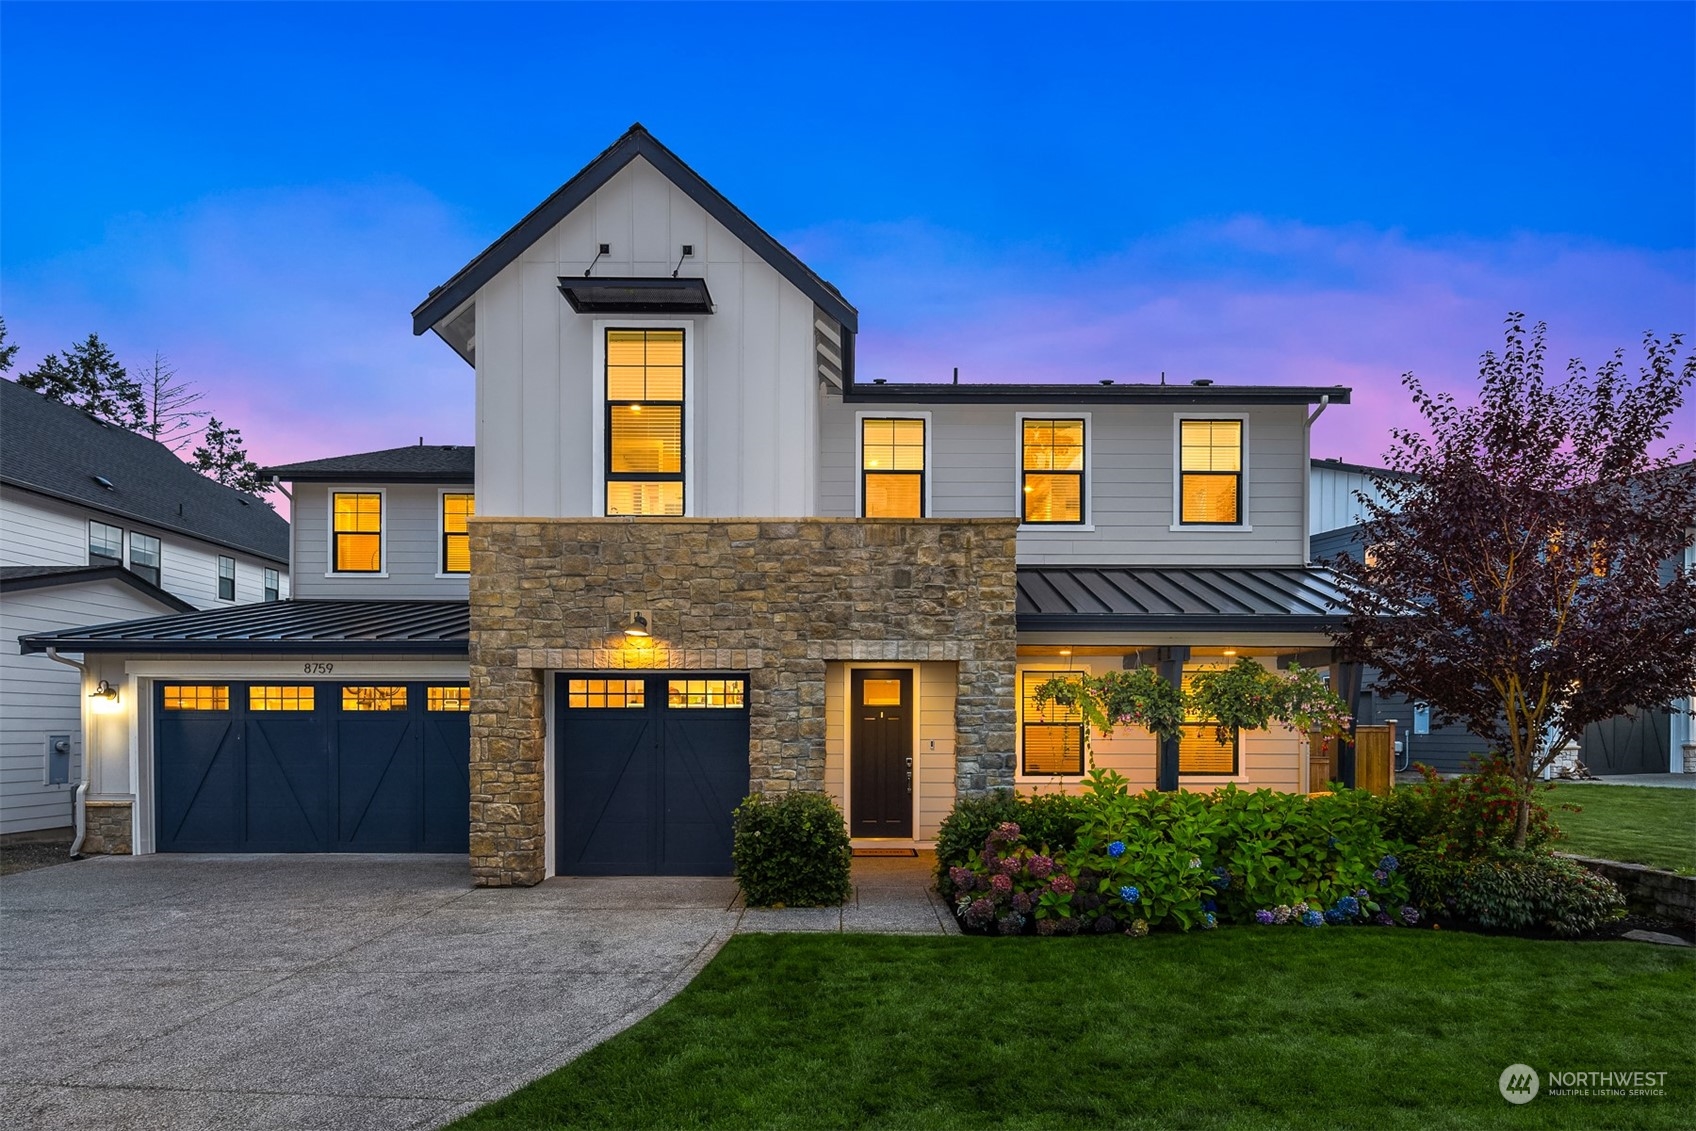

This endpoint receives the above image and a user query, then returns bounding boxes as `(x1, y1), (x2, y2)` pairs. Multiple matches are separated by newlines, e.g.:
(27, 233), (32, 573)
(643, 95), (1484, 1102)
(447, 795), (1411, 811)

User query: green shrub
(731, 792), (852, 907)
(1382, 758), (1560, 859)
(933, 789), (1086, 888)
(1410, 850), (1625, 937)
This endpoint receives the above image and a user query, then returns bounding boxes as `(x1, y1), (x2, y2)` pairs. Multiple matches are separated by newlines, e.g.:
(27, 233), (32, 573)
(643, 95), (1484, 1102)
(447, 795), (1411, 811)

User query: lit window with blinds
(442, 493), (474, 573)
(163, 685), (228, 710)
(250, 686), (315, 712)
(861, 418), (925, 518)
(567, 678), (645, 709)
(332, 492), (383, 572)
(1178, 419), (1243, 525)
(1179, 668), (1238, 775)
(606, 329), (684, 516)
(1022, 419), (1084, 524)
(341, 686), (407, 712)
(1021, 671), (1086, 775)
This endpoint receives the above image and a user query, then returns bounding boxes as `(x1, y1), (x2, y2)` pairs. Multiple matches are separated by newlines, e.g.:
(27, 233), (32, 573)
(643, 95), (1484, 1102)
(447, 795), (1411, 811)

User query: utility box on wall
(45, 735), (71, 786)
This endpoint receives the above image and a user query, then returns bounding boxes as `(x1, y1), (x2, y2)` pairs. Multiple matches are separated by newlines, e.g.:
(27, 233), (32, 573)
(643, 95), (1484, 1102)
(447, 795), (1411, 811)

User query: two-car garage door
(155, 681), (470, 853)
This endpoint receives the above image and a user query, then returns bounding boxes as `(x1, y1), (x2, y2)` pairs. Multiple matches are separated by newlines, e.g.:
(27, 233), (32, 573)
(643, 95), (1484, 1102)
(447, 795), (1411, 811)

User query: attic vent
(91, 475), (115, 491)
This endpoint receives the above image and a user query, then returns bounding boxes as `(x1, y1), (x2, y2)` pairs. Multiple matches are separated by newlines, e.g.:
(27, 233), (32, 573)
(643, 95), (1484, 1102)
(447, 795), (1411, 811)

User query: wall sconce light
(89, 679), (120, 707)
(624, 610), (652, 639)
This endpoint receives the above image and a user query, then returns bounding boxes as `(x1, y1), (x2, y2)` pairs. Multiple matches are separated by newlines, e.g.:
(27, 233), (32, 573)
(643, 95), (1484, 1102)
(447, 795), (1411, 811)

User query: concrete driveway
(0, 855), (741, 1130)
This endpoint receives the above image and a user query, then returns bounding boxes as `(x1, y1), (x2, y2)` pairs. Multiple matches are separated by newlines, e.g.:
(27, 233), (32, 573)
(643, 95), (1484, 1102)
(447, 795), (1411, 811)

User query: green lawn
(457, 931), (1694, 1130)
(1548, 784), (1696, 875)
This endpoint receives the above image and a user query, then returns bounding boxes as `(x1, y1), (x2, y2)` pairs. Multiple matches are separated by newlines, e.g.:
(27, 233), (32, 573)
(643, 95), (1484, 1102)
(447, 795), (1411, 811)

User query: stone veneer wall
(1565, 855), (1696, 928)
(81, 800), (133, 855)
(468, 517), (1019, 887)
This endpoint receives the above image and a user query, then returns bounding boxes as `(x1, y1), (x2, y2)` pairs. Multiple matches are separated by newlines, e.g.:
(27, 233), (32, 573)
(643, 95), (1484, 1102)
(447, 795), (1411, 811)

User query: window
(861, 418), (925, 518)
(263, 568), (280, 602)
(428, 685), (472, 712)
(332, 492), (383, 572)
(1021, 418), (1085, 524)
(217, 556), (235, 600)
(163, 685), (228, 710)
(89, 521), (123, 566)
(441, 493), (474, 573)
(1021, 671), (1086, 775)
(606, 329), (684, 516)
(567, 678), (645, 708)
(1178, 419), (1243, 525)
(129, 533), (161, 586)
(667, 679), (746, 708)
(341, 686), (407, 712)
(1179, 668), (1239, 775)
(249, 685), (314, 711)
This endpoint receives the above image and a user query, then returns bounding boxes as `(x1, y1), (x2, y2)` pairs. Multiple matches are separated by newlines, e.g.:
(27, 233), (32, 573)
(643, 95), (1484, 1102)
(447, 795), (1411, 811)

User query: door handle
(905, 756), (913, 794)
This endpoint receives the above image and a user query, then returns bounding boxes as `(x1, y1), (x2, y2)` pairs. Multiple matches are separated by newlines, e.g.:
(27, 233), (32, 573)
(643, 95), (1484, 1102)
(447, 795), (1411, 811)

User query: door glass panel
(668, 679), (746, 708)
(163, 685), (229, 710)
(341, 686), (408, 711)
(249, 686), (315, 711)
(567, 678), (646, 708)
(427, 686), (472, 712)
(860, 678), (903, 707)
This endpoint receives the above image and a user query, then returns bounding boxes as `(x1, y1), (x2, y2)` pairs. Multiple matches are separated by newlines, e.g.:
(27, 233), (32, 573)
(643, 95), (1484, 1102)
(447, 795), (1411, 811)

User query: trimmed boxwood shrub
(731, 792), (852, 907)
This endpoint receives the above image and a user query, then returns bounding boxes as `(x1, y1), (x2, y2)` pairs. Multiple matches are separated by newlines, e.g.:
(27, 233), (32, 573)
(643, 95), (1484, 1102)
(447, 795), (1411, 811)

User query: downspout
(1306, 395), (1330, 427)
(43, 647), (89, 857)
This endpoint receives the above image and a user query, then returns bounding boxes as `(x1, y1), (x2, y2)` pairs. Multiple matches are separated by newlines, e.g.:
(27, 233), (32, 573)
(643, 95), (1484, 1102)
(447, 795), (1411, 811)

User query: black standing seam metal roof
(17, 599), (469, 655)
(1, 380), (290, 563)
(0, 564), (196, 613)
(264, 445), (476, 483)
(1016, 566), (1347, 631)
(411, 123), (858, 340)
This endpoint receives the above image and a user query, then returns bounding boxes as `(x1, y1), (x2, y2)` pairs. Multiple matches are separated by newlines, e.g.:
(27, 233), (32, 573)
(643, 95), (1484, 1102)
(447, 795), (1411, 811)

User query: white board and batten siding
(1309, 461), (1398, 535)
(818, 396), (1311, 567)
(473, 155), (819, 519)
(288, 483), (469, 600)
(824, 661), (957, 843)
(0, 485), (290, 608)
(0, 581), (183, 833)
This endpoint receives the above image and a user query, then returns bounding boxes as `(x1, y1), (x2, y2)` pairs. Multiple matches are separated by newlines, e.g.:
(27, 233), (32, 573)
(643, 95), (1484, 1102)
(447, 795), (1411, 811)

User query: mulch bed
(0, 828), (80, 877)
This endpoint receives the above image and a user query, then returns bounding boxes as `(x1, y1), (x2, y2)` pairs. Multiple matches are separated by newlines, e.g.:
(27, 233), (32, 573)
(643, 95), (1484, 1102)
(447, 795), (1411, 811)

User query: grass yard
(1548, 784), (1696, 875)
(456, 930), (1695, 1130)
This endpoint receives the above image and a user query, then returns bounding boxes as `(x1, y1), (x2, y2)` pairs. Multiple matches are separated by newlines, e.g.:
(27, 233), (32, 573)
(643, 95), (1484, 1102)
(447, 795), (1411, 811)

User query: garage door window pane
(428, 686), (471, 711)
(567, 678), (645, 708)
(342, 686), (407, 711)
(250, 686), (315, 711)
(668, 679), (745, 708)
(163, 685), (228, 710)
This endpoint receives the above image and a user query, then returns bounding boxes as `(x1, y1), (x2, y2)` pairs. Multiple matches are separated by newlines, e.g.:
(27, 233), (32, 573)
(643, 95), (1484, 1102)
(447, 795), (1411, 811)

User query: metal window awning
(557, 277), (714, 314)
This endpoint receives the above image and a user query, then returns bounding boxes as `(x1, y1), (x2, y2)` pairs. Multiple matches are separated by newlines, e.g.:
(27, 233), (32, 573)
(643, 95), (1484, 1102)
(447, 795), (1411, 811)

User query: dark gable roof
(265, 444), (475, 483)
(1016, 565), (1346, 632)
(0, 564), (195, 612)
(18, 599), (468, 655)
(411, 123), (858, 340)
(1, 380), (289, 563)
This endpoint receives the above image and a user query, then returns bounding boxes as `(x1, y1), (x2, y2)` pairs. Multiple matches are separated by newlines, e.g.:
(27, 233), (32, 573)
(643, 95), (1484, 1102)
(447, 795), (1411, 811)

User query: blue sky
(3, 2), (1692, 470)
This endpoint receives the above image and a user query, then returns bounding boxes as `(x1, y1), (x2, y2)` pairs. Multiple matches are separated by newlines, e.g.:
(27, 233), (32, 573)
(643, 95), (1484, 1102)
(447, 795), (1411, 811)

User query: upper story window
(332, 492), (383, 573)
(129, 533), (161, 586)
(217, 555), (235, 600)
(861, 417), (926, 518)
(263, 568), (280, 602)
(88, 521), (123, 567)
(1021, 418), (1085, 524)
(605, 329), (684, 516)
(441, 492), (474, 573)
(1020, 671), (1085, 776)
(1178, 418), (1244, 525)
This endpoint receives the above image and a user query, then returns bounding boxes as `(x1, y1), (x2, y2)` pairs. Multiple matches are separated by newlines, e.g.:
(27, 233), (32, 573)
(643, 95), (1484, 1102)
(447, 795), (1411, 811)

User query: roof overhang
(1, 565), (195, 613)
(18, 599), (469, 656)
(0, 478), (289, 566)
(1015, 565), (1350, 635)
(556, 276), (714, 315)
(844, 383), (1351, 406)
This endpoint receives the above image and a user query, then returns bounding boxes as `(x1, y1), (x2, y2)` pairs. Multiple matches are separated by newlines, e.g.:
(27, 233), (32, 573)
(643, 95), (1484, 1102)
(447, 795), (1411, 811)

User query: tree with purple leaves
(1330, 314), (1696, 848)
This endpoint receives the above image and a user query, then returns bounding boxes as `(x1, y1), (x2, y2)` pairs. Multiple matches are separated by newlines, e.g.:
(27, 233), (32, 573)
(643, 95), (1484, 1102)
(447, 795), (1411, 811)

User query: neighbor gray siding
(289, 482), (470, 600)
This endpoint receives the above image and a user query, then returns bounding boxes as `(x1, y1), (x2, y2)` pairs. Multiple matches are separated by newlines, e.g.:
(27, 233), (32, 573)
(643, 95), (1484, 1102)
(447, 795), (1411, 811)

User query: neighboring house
(0, 380), (290, 834)
(25, 124), (1374, 882)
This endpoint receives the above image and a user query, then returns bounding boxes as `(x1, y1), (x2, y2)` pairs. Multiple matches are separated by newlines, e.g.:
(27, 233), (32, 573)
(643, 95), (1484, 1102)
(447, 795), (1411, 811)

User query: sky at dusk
(2, 2), (1692, 480)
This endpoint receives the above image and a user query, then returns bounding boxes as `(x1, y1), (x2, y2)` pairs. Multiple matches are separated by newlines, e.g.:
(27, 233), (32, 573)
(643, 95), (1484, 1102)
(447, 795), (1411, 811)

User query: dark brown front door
(850, 669), (913, 838)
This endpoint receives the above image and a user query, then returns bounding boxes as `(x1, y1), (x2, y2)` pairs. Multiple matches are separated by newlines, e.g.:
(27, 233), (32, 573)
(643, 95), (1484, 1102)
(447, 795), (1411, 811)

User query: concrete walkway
(0, 852), (950, 1130)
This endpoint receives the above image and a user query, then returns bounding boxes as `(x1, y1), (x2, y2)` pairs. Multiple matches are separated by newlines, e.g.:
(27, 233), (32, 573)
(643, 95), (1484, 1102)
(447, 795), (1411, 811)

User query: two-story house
(23, 125), (1362, 882)
(1, 380), (291, 835)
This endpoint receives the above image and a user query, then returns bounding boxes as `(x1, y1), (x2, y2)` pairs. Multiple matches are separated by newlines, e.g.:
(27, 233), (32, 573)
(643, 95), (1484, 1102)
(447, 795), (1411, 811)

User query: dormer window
(332, 492), (383, 573)
(605, 329), (684, 516)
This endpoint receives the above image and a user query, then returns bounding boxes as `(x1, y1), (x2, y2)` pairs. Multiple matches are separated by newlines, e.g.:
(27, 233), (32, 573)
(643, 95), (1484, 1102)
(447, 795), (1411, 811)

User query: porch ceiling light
(624, 610), (651, 638)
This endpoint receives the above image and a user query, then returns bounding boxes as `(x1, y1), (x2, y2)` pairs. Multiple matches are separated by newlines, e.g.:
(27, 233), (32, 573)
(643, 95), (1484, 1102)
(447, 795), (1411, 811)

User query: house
(0, 380), (291, 836)
(22, 124), (1368, 882)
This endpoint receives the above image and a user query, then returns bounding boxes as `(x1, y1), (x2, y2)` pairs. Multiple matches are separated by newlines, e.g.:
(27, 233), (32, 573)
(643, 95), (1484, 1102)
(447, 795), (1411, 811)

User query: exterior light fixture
(89, 679), (120, 706)
(624, 610), (651, 638)
(1223, 649), (1238, 657)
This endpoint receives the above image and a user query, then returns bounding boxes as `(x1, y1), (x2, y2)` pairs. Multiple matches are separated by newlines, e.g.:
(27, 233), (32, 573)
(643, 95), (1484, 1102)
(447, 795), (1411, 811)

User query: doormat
(853, 848), (919, 857)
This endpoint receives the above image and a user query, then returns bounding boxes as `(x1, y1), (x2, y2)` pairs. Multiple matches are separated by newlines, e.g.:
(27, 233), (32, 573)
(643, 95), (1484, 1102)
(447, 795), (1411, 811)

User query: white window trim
(1171, 412), (1252, 532)
(127, 531), (162, 582)
(841, 663), (922, 841)
(88, 519), (124, 566)
(854, 411), (933, 518)
(324, 487), (389, 578)
(263, 567), (281, 601)
(1014, 412), (1094, 531)
(1014, 666), (1090, 783)
(590, 320), (696, 519)
(435, 487), (476, 578)
(216, 555), (236, 602)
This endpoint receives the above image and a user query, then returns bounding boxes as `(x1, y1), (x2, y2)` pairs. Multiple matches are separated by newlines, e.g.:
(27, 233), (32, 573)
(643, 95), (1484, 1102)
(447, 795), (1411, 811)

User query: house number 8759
(303, 663), (334, 675)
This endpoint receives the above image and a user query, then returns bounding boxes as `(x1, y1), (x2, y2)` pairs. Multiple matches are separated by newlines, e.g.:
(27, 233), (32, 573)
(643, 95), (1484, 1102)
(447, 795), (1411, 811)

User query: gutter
(42, 647), (89, 858)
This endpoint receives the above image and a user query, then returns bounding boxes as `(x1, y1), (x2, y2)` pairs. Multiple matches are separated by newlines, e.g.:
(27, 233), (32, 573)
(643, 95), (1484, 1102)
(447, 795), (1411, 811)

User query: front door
(850, 669), (913, 838)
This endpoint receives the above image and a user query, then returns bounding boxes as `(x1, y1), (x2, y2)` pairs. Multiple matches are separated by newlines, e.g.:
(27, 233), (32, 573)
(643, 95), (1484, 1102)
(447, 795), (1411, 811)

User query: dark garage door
(155, 681), (470, 852)
(556, 673), (750, 875)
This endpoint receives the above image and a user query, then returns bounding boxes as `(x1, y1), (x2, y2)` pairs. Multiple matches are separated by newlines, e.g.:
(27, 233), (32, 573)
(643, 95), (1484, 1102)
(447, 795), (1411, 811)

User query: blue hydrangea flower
(1107, 840), (1127, 858)
(1379, 854), (1399, 872)
(1202, 898), (1217, 913)
(1201, 912), (1217, 930)
(1373, 868), (1389, 883)
(1337, 895), (1361, 917)
(1254, 909), (1275, 925)
(1302, 910), (1326, 928)
(1328, 836), (1339, 848)
(1119, 885), (1141, 904)
(1323, 908), (1344, 924)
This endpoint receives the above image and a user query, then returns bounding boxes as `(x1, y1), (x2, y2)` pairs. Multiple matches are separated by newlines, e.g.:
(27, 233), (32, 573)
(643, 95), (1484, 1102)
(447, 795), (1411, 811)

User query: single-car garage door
(555, 673), (750, 875)
(155, 681), (470, 852)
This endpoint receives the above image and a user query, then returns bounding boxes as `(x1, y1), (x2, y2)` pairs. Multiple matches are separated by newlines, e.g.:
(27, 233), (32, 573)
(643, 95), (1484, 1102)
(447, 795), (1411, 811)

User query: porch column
(1332, 660), (1365, 790)
(1155, 645), (1190, 791)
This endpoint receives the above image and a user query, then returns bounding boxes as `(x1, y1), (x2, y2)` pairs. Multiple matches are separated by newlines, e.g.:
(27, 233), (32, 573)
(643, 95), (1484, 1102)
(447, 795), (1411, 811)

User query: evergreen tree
(190, 417), (268, 494)
(18, 332), (145, 428)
